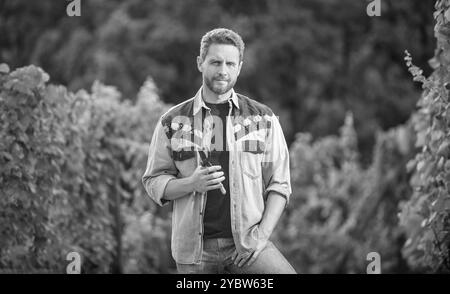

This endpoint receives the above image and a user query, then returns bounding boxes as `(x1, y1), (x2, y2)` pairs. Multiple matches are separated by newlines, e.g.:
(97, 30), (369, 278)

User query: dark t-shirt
(203, 101), (232, 239)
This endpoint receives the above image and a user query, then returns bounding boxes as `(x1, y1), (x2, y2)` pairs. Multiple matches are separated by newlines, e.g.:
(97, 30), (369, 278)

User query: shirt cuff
(147, 174), (177, 206)
(264, 186), (291, 206)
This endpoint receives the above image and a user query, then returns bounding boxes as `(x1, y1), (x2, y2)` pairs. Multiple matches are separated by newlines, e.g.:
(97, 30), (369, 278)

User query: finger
(206, 171), (224, 180)
(245, 251), (259, 267)
(198, 166), (210, 174)
(203, 171), (223, 180)
(207, 176), (225, 185)
(238, 254), (252, 268)
(206, 165), (222, 173)
(234, 253), (249, 266)
(206, 183), (224, 191)
(231, 251), (238, 261)
(233, 255), (242, 266)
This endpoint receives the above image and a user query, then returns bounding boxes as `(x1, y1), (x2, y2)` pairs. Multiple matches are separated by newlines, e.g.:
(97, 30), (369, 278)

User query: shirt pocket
(238, 129), (265, 179)
(240, 151), (262, 180)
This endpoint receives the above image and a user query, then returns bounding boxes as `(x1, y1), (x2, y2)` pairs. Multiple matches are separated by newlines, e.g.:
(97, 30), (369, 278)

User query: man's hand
(231, 225), (270, 268)
(189, 165), (225, 193)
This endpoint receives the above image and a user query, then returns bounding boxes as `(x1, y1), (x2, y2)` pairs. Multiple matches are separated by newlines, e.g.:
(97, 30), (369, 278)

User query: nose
(218, 63), (228, 76)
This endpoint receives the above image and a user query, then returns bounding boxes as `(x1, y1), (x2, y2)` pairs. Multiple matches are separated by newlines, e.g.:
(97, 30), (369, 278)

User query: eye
(227, 62), (236, 67)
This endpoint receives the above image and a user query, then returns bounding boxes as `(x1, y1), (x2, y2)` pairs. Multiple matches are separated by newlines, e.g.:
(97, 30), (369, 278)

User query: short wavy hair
(199, 28), (245, 62)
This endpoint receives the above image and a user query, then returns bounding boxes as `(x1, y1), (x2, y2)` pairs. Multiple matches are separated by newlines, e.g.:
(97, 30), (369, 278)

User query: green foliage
(398, 1), (450, 273)
(0, 64), (172, 273)
(0, 64), (65, 271)
(278, 113), (415, 273)
(278, 0), (450, 274)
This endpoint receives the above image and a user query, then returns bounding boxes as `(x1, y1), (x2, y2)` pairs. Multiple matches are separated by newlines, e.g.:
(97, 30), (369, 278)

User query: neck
(202, 85), (232, 104)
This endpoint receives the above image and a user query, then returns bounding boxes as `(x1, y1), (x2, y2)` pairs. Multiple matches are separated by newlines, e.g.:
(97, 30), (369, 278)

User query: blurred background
(1, 0), (449, 274)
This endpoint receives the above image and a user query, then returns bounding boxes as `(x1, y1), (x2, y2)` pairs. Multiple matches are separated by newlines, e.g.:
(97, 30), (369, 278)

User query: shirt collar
(193, 87), (240, 116)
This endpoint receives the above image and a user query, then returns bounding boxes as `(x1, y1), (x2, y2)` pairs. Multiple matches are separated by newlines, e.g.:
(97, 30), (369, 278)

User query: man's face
(197, 44), (242, 95)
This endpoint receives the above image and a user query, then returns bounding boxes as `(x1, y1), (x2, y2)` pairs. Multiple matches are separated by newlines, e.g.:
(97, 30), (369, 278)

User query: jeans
(176, 238), (297, 274)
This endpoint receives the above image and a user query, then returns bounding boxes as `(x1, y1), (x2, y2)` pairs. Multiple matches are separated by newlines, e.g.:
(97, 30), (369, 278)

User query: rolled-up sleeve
(142, 118), (178, 206)
(261, 114), (292, 205)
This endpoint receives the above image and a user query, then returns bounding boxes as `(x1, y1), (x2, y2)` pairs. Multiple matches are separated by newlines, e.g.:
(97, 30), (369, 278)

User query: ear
(236, 61), (243, 76)
(197, 56), (203, 72)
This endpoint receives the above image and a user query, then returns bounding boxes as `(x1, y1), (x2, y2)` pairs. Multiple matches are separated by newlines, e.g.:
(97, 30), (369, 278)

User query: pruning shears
(198, 150), (226, 195)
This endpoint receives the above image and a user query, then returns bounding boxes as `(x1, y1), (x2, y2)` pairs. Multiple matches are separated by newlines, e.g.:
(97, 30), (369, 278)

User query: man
(142, 28), (296, 274)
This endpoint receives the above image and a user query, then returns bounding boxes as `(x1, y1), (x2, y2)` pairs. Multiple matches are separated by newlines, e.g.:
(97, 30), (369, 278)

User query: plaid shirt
(142, 87), (291, 264)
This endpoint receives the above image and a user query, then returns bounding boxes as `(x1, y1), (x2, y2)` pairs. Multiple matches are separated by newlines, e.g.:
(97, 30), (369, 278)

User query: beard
(204, 76), (236, 95)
